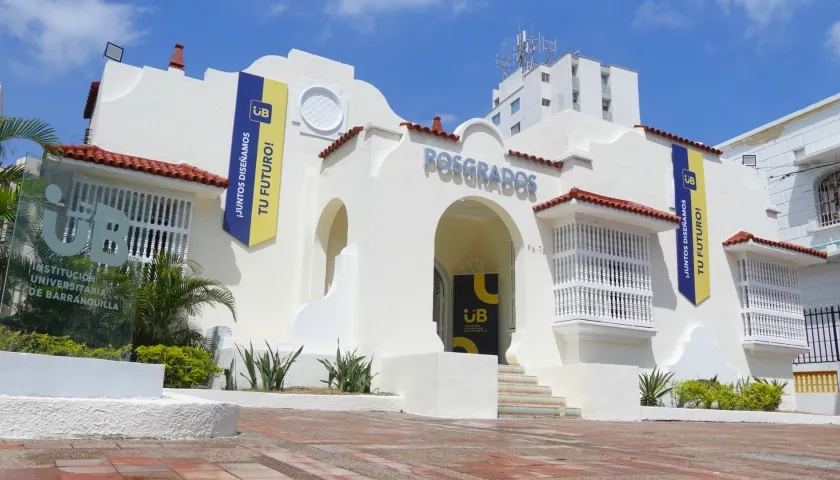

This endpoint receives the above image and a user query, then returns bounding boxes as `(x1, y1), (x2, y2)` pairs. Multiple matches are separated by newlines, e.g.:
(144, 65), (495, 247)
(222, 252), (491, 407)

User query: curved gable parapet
(453, 118), (506, 149)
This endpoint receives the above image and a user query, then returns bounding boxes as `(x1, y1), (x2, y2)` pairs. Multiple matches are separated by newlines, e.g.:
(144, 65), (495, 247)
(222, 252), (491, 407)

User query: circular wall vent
(299, 86), (343, 134)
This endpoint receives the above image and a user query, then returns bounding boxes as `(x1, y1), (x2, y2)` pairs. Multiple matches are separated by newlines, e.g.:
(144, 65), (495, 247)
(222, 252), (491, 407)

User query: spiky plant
(640, 367), (675, 406)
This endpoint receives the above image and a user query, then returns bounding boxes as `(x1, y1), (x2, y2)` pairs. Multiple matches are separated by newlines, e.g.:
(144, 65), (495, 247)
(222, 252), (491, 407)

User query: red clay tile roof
(83, 81), (100, 120)
(319, 126), (364, 159)
(722, 231), (827, 259)
(508, 150), (563, 169)
(400, 120), (461, 142)
(169, 44), (185, 70)
(635, 125), (723, 156)
(533, 187), (681, 223)
(58, 145), (229, 188)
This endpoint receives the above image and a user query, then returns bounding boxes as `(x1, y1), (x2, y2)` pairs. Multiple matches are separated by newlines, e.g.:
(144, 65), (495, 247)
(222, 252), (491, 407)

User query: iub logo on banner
(672, 144), (710, 305)
(223, 72), (289, 248)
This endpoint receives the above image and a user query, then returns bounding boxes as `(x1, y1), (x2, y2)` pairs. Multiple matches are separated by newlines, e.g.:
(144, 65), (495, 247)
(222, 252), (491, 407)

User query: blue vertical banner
(672, 144), (710, 305)
(223, 72), (288, 247)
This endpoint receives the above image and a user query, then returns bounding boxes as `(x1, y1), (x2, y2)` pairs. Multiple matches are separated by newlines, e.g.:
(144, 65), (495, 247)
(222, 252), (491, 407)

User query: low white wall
(796, 393), (840, 416)
(535, 363), (642, 420)
(0, 351), (164, 399)
(379, 351), (498, 419)
(0, 392), (239, 439)
(176, 389), (404, 412)
(641, 406), (840, 425)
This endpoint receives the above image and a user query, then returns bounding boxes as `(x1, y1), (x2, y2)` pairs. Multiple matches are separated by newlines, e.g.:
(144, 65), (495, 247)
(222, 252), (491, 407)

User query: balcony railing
(573, 103), (581, 112)
(572, 77), (580, 90)
(602, 83), (611, 98)
(602, 111), (612, 121)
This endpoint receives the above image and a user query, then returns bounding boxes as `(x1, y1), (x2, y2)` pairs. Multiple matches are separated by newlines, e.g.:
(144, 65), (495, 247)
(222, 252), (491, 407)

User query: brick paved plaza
(0, 409), (839, 479)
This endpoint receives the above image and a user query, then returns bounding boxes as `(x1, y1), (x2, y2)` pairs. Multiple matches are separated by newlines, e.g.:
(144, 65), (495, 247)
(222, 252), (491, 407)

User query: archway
(312, 199), (348, 299)
(433, 197), (522, 364)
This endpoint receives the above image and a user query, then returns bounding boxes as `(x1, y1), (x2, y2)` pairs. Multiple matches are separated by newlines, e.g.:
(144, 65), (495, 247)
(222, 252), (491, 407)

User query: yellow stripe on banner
(687, 149), (710, 304)
(473, 274), (499, 305)
(249, 78), (288, 246)
(452, 336), (479, 354)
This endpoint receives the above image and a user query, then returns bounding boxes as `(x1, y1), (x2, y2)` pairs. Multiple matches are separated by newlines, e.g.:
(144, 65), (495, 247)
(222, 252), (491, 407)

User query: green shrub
(639, 368), (674, 406)
(712, 383), (739, 410)
(672, 380), (716, 409)
(736, 382), (785, 411)
(135, 345), (222, 388)
(0, 325), (129, 360)
(319, 340), (377, 393)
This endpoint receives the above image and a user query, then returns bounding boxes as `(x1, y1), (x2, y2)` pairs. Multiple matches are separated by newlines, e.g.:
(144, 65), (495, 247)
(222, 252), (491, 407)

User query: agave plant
(319, 339), (377, 393)
(237, 342), (259, 390)
(254, 342), (303, 391)
(639, 367), (675, 407)
(755, 377), (789, 389)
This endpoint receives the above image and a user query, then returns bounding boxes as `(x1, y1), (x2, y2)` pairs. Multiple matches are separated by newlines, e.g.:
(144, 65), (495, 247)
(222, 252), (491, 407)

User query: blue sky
(1, 0), (840, 160)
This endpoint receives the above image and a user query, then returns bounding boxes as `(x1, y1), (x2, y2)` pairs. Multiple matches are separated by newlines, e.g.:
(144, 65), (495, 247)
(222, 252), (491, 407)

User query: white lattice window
(736, 257), (806, 345)
(817, 170), (840, 227)
(62, 178), (194, 263)
(551, 221), (653, 328)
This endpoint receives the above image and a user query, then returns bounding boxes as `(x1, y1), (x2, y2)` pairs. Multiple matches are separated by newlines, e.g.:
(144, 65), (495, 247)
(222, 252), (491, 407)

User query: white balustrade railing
(737, 257), (806, 346)
(551, 222), (654, 328)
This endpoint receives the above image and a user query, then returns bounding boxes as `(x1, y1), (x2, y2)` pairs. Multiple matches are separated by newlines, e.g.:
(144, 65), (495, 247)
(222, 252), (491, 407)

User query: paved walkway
(0, 409), (839, 479)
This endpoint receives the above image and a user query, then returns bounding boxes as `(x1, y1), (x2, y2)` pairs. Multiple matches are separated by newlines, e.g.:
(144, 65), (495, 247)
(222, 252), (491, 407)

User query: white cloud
(825, 20), (840, 60)
(633, 0), (691, 29)
(326, 0), (469, 16)
(0, 0), (147, 75)
(716, 0), (810, 32)
(268, 2), (288, 15)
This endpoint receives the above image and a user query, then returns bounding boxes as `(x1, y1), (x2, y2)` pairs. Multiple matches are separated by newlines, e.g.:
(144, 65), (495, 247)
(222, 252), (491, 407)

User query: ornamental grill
(551, 222), (653, 327)
(61, 178), (194, 263)
(737, 258), (806, 344)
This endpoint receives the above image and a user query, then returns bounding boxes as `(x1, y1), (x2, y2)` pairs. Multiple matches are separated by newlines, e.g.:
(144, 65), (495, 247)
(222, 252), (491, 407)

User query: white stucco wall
(717, 96), (840, 307)
(85, 48), (809, 414)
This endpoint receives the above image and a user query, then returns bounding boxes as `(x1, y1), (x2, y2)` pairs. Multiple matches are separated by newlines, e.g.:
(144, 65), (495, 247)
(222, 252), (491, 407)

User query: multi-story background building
(482, 34), (640, 138)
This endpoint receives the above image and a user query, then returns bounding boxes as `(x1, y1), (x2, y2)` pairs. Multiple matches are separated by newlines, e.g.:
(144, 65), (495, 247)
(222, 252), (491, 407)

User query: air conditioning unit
(742, 154), (757, 167)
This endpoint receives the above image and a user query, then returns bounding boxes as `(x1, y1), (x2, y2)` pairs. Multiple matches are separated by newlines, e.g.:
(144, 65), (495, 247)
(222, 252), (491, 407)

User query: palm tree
(133, 253), (237, 349)
(0, 116), (61, 162)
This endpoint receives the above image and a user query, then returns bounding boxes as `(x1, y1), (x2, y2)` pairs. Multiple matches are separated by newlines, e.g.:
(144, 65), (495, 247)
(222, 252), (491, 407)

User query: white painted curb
(0, 392), (239, 440)
(174, 389), (405, 412)
(640, 406), (840, 425)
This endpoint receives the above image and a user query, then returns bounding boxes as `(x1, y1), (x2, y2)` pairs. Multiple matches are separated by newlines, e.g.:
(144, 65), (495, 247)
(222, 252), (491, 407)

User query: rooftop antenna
(496, 23), (558, 79)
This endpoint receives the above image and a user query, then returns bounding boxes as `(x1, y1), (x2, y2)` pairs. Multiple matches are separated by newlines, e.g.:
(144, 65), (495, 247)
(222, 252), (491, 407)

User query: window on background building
(602, 99), (611, 112)
(510, 98), (520, 114)
(572, 65), (578, 76)
(542, 98), (550, 107)
(817, 170), (840, 227)
(572, 91), (579, 104)
(494, 98), (500, 107)
(601, 73), (610, 85)
(510, 123), (521, 136)
(541, 72), (550, 82)
(492, 113), (501, 126)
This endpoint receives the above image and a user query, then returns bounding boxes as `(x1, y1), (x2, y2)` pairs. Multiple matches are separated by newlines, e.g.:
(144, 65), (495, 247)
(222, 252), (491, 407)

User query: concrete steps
(497, 364), (581, 418)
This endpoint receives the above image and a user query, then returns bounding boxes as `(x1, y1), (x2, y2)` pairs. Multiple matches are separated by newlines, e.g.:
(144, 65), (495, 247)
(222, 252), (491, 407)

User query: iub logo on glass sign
(42, 184), (130, 267)
(24, 183), (132, 312)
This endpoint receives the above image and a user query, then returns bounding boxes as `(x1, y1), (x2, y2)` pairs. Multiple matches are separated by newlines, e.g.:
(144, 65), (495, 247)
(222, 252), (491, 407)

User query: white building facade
(60, 45), (826, 420)
(484, 53), (640, 139)
(717, 94), (840, 414)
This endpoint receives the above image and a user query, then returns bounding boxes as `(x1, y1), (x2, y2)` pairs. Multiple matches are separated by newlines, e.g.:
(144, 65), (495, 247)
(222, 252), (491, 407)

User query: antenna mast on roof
(496, 23), (558, 79)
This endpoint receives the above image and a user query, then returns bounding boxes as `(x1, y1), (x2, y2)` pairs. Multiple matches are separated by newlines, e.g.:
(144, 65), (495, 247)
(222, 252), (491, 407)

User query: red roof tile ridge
(507, 149), (563, 170)
(722, 231), (827, 259)
(57, 144), (229, 189)
(83, 81), (101, 120)
(533, 186), (681, 224)
(318, 126), (365, 159)
(400, 121), (460, 142)
(635, 124), (723, 156)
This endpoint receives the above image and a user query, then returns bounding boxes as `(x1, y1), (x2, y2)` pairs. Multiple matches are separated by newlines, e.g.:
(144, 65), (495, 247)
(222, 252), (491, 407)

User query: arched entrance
(433, 197), (521, 364)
